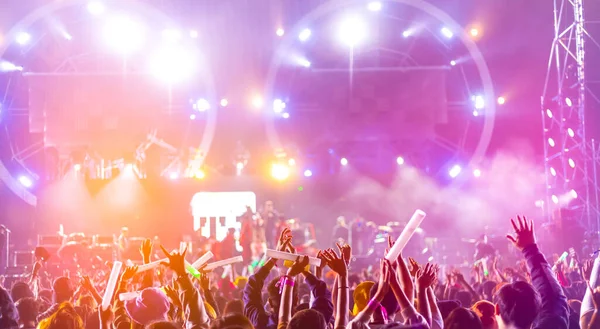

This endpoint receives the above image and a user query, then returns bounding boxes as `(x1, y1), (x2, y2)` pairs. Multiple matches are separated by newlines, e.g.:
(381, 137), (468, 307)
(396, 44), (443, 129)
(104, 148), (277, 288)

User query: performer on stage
(474, 234), (497, 261)
(239, 206), (254, 259)
(260, 200), (279, 248)
(117, 227), (129, 260)
(331, 216), (349, 248)
(251, 213), (267, 261)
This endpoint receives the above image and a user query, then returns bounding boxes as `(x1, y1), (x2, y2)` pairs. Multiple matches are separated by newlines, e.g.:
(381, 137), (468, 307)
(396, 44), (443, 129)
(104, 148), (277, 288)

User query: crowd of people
(0, 215), (596, 329)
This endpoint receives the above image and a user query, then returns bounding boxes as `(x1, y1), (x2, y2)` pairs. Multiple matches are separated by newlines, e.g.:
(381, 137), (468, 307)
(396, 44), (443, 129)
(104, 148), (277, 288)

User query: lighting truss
(541, 0), (600, 234)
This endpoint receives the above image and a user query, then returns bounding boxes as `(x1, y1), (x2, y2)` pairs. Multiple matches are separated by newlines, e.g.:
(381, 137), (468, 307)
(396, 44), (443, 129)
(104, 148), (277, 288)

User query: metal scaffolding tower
(541, 0), (600, 236)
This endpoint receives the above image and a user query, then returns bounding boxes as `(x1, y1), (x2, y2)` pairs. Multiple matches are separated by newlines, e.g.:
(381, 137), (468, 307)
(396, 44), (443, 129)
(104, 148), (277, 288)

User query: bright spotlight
(195, 98), (210, 112)
(87, 1), (105, 15)
(367, 1), (382, 11)
(220, 98), (228, 107)
(548, 137), (555, 147)
(339, 16), (367, 47)
(570, 189), (578, 199)
(276, 28), (285, 37)
(189, 30), (198, 38)
(194, 170), (205, 179)
(282, 113), (290, 119)
(568, 158), (575, 168)
(450, 60), (456, 66)
(396, 156), (405, 165)
(448, 165), (462, 178)
(567, 128), (575, 137)
(473, 95), (485, 110)
(273, 99), (286, 113)
(472, 110), (479, 117)
(546, 109), (553, 118)
(402, 29), (413, 38)
(304, 169), (313, 177)
(161, 29), (182, 41)
(473, 169), (481, 177)
(190, 114), (196, 120)
(565, 97), (572, 107)
(252, 95), (264, 109)
(551, 195), (559, 204)
(469, 28), (479, 37)
(340, 158), (348, 166)
(150, 47), (195, 83)
(299, 28), (311, 41)
(440, 27), (453, 39)
(497, 96), (506, 105)
(271, 163), (290, 181)
(0, 61), (23, 72)
(74, 164), (82, 172)
(236, 162), (244, 170)
(298, 58), (311, 68)
(169, 172), (179, 180)
(104, 16), (145, 54)
(19, 175), (33, 187)
(15, 32), (31, 45)
(550, 167), (557, 176)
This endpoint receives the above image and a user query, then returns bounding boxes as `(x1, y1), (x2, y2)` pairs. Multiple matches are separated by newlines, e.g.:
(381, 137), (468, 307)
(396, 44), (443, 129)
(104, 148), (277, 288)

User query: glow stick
(266, 250), (321, 267)
(191, 251), (214, 269)
(482, 258), (489, 276)
(552, 251), (569, 271)
(185, 260), (201, 278)
(137, 258), (167, 272)
(203, 256), (244, 271)
(119, 291), (140, 301)
(101, 261), (122, 311)
(385, 209), (427, 261)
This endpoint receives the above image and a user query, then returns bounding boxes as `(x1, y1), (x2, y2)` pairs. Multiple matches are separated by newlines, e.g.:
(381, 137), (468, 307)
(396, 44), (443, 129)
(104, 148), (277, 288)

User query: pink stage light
(19, 175), (33, 187)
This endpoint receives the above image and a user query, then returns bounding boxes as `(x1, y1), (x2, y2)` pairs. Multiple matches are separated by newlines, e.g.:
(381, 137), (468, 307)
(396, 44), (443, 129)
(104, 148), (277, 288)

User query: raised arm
(507, 216), (569, 329)
(321, 245), (349, 329)
(161, 245), (209, 329)
(278, 256), (310, 329)
(416, 264), (436, 326)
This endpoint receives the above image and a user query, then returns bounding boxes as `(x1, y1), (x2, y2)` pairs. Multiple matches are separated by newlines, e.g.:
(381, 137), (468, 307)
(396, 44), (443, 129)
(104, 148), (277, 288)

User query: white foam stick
(385, 209), (427, 262)
(266, 250), (322, 267)
(203, 256), (244, 271)
(191, 251), (214, 269)
(137, 258), (167, 272)
(119, 291), (140, 301)
(179, 242), (187, 253)
(101, 261), (123, 311)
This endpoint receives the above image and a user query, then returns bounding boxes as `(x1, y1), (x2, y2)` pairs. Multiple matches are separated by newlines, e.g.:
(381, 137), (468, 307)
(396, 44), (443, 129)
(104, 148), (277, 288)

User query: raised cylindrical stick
(385, 209), (427, 262)
(191, 251), (214, 269)
(119, 291), (140, 301)
(101, 261), (123, 310)
(266, 250), (321, 267)
(203, 256), (244, 271)
(137, 258), (167, 272)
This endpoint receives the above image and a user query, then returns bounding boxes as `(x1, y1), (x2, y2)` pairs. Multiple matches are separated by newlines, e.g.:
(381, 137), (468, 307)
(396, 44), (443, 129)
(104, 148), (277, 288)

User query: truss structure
(541, 0), (600, 235)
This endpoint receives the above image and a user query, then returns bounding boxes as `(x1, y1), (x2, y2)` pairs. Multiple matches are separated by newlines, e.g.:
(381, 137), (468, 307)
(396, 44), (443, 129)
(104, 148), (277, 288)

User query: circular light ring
(0, 0), (218, 206)
(264, 0), (496, 180)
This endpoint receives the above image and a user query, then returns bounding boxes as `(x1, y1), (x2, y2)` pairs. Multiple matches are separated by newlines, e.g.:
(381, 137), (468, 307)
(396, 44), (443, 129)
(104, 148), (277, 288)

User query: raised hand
(337, 243), (352, 266)
(120, 265), (138, 282)
(417, 263), (436, 289)
(322, 248), (348, 277)
(140, 239), (153, 264)
(506, 216), (536, 251)
(160, 245), (187, 276)
(453, 270), (466, 283)
(198, 273), (211, 291)
(287, 256), (310, 277)
(81, 275), (95, 291)
(374, 260), (391, 301)
(164, 281), (182, 308)
(408, 257), (420, 277)
(276, 228), (292, 252)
